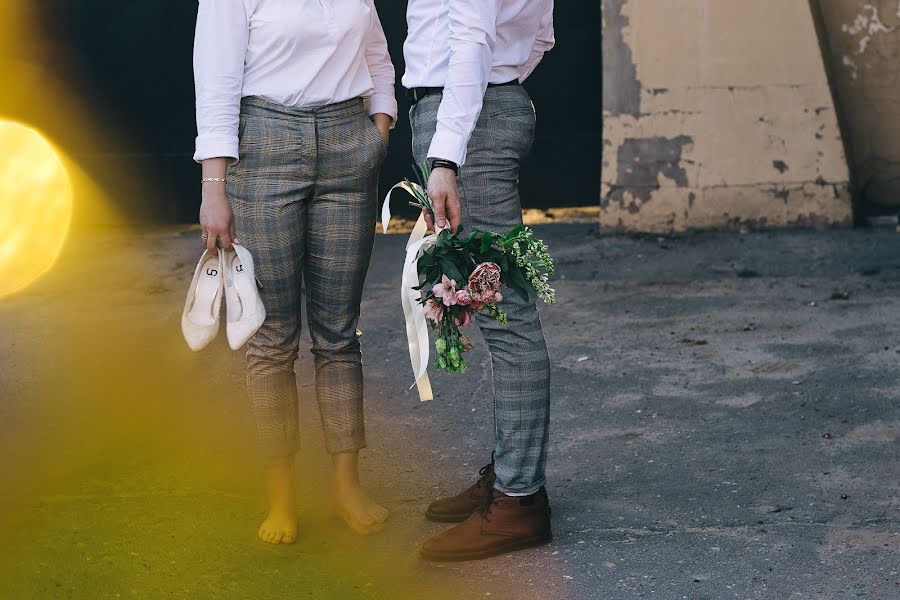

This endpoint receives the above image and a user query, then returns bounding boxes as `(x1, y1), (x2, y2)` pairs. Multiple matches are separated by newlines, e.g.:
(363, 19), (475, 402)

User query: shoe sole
(424, 509), (473, 523)
(420, 532), (553, 562)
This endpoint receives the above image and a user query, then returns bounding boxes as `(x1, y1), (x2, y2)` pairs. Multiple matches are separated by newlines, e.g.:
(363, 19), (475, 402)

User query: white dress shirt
(403, 0), (554, 166)
(194, 0), (397, 163)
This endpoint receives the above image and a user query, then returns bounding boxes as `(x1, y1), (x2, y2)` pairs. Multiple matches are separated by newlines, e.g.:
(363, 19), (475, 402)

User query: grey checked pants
(410, 85), (552, 494)
(227, 96), (386, 459)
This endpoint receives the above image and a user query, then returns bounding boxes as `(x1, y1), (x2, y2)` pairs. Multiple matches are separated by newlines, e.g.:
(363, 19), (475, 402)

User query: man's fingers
(432, 196), (447, 229)
(447, 194), (462, 233)
(422, 208), (435, 231)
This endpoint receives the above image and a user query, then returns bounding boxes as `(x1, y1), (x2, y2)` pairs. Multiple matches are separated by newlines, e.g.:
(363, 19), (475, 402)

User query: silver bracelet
(201, 177), (226, 184)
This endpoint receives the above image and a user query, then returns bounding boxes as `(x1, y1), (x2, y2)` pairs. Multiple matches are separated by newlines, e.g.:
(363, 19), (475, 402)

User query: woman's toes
(372, 506), (390, 523)
(280, 528), (297, 543)
(354, 520), (381, 536)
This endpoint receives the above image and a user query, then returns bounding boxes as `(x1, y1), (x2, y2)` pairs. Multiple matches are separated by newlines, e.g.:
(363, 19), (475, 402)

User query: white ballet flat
(181, 249), (224, 351)
(223, 244), (266, 350)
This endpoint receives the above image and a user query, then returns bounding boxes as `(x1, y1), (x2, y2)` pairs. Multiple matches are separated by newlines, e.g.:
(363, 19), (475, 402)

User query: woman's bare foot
(332, 452), (390, 535)
(258, 458), (298, 544)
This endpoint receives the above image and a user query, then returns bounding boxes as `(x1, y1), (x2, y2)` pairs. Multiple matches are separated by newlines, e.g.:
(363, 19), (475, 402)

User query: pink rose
(432, 274), (458, 307)
(423, 299), (444, 323)
(455, 289), (473, 306)
(476, 289), (502, 305)
(455, 310), (473, 328)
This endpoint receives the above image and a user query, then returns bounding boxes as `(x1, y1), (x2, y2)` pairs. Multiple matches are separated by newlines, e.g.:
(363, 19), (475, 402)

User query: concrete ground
(0, 225), (898, 600)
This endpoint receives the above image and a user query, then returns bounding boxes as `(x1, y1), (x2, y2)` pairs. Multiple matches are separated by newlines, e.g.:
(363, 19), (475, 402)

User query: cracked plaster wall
(602, 0), (852, 232)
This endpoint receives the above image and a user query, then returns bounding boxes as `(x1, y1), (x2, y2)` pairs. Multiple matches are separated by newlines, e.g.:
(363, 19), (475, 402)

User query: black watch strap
(429, 158), (459, 175)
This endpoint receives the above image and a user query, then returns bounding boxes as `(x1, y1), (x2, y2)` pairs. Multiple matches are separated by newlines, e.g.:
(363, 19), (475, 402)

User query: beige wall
(602, 0), (853, 232)
(813, 0), (900, 212)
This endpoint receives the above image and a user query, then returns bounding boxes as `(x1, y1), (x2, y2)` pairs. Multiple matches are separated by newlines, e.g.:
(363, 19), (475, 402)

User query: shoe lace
(478, 487), (499, 523)
(474, 451), (495, 491)
(477, 453), (498, 522)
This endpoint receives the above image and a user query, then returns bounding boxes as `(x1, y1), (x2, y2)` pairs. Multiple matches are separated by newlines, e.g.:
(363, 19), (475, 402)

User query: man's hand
(426, 166), (462, 232)
(371, 113), (392, 146)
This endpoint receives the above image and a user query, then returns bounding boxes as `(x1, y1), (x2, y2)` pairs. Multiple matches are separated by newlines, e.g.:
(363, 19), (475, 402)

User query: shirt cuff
(427, 128), (468, 167)
(193, 133), (239, 164)
(365, 93), (398, 125)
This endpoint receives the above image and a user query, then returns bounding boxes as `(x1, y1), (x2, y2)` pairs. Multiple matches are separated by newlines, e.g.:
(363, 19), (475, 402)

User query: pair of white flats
(181, 244), (266, 351)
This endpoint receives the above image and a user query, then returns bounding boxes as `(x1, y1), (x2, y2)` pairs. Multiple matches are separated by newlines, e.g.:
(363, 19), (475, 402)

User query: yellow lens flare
(0, 121), (73, 299)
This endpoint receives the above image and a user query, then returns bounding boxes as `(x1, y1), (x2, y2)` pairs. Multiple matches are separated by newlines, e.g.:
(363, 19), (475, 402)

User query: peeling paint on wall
(600, 0), (852, 232)
(601, 0), (641, 117)
(607, 136), (692, 206)
(814, 0), (900, 213)
(839, 3), (896, 78)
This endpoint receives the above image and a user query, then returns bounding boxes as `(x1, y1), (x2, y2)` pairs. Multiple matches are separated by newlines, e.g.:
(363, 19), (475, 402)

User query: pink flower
(467, 262), (502, 296)
(475, 289), (502, 305)
(455, 310), (473, 328)
(432, 275), (458, 307)
(423, 299), (444, 323)
(455, 289), (473, 306)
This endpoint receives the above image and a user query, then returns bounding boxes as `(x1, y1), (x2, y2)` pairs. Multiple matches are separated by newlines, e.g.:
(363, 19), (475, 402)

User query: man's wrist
(429, 158), (459, 175)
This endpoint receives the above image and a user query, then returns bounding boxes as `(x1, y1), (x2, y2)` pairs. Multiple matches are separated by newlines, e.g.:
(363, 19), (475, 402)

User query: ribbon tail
(384, 181), (436, 402)
(400, 213), (439, 402)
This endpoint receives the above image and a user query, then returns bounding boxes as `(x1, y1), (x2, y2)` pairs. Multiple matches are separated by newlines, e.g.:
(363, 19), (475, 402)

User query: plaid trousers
(227, 96), (385, 459)
(410, 85), (552, 494)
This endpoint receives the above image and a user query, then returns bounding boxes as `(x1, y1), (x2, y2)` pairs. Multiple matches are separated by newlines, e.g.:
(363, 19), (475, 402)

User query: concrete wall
(812, 0), (900, 214)
(601, 0), (853, 232)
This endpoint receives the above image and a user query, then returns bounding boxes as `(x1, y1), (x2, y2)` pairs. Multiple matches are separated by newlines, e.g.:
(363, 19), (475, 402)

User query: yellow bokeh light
(0, 121), (73, 298)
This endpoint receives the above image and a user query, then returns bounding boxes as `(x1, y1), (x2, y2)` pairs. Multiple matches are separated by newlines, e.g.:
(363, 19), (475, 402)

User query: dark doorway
(32, 1), (602, 223)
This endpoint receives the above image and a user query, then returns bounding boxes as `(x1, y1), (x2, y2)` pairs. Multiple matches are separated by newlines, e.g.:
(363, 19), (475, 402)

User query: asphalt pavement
(0, 225), (897, 599)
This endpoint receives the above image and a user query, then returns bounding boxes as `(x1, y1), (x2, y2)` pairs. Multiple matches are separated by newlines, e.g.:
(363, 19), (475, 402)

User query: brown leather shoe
(425, 459), (496, 522)
(420, 487), (552, 561)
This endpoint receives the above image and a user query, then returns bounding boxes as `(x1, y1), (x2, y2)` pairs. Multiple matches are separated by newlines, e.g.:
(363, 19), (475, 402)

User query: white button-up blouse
(193, 0), (397, 163)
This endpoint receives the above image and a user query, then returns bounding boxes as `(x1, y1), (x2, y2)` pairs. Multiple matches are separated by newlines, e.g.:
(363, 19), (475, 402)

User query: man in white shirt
(404, 0), (555, 561)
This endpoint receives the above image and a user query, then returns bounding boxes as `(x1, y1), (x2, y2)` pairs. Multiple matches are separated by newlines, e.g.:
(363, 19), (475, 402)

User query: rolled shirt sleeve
(363, 1), (398, 124)
(193, 0), (249, 163)
(427, 0), (502, 167)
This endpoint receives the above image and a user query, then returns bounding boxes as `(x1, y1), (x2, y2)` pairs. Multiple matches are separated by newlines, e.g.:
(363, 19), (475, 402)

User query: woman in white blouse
(194, 0), (397, 543)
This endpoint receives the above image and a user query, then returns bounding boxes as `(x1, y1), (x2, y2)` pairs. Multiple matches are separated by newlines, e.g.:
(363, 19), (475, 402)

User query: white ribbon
(382, 182), (437, 401)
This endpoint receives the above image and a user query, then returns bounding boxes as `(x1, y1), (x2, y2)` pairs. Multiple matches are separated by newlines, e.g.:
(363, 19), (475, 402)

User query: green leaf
(503, 224), (525, 242)
(480, 248), (507, 271)
(503, 265), (535, 302)
(439, 257), (465, 286)
(480, 232), (494, 254)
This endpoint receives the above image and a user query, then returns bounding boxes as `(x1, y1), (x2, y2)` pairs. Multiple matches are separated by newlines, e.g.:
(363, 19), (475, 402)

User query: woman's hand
(199, 159), (237, 252)
(199, 182), (236, 252)
(371, 113), (392, 146)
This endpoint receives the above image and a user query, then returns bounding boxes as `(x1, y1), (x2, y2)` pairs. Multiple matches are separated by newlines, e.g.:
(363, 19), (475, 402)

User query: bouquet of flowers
(401, 163), (556, 374)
